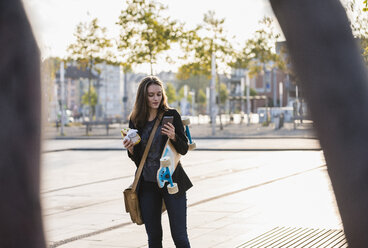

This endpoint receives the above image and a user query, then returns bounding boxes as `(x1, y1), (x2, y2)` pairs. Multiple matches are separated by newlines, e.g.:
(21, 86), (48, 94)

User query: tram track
(42, 164), (256, 195)
(43, 165), (259, 216)
(42, 176), (130, 194)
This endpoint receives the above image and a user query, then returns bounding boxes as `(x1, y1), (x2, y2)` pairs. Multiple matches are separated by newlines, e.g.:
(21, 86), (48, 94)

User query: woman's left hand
(161, 122), (176, 141)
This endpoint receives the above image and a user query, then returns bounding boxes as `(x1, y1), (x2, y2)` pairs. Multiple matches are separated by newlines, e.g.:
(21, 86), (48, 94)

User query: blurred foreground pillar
(271, 0), (368, 246)
(0, 0), (46, 247)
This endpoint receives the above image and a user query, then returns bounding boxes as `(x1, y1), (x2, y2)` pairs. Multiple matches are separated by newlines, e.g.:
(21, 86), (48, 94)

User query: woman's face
(147, 84), (162, 110)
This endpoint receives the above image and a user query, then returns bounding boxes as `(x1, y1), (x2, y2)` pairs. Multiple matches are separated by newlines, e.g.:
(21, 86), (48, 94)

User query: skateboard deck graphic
(157, 140), (181, 194)
(157, 117), (196, 194)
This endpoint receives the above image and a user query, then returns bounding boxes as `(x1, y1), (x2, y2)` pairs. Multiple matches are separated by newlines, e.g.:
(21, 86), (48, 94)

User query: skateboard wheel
(182, 117), (191, 126)
(160, 157), (171, 167)
(167, 183), (179, 194)
(188, 142), (196, 151)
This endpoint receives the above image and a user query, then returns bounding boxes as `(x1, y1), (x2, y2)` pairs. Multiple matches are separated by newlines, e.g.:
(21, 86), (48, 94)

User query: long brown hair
(130, 76), (169, 129)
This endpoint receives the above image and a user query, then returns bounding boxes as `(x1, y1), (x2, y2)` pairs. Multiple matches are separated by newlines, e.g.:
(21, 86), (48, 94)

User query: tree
(81, 86), (98, 119)
(178, 11), (234, 128)
(41, 57), (62, 120)
(244, 17), (284, 78)
(197, 88), (207, 114)
(245, 87), (258, 97)
(116, 0), (184, 75)
(219, 83), (228, 105)
(178, 86), (192, 102)
(232, 17), (286, 112)
(165, 82), (177, 104)
(177, 11), (234, 79)
(345, 0), (368, 64)
(176, 74), (208, 96)
(68, 17), (114, 121)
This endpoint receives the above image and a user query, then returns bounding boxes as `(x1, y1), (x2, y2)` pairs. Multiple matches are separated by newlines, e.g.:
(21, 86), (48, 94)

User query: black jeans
(139, 180), (190, 248)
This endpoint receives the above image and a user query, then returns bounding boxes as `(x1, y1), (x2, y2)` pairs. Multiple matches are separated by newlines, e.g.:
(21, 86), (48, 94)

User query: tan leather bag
(123, 184), (143, 225)
(123, 112), (163, 225)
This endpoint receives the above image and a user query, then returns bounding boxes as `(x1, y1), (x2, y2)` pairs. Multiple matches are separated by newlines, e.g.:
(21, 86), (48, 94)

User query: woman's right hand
(123, 138), (134, 154)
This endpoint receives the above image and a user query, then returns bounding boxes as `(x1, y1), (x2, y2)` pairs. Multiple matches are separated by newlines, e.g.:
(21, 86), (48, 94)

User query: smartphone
(161, 116), (174, 133)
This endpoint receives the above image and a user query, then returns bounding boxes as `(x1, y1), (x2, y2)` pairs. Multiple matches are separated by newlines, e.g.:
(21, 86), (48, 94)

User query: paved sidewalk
(48, 157), (342, 247)
(42, 146), (341, 247)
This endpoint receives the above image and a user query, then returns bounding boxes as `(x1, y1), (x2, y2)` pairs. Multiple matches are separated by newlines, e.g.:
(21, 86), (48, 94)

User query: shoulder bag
(123, 111), (163, 225)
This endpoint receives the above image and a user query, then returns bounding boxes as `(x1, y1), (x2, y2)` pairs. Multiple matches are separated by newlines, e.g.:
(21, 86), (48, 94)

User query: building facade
(95, 63), (124, 120)
(55, 63), (125, 121)
(228, 41), (298, 114)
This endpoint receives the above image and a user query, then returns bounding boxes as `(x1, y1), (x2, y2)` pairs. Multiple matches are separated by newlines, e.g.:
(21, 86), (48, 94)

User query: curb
(47, 136), (318, 140)
(43, 147), (322, 153)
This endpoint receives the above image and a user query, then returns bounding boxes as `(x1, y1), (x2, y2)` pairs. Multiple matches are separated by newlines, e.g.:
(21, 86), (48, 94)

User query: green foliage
(68, 18), (114, 69)
(198, 89), (207, 105)
(41, 57), (62, 102)
(346, 0), (368, 64)
(178, 86), (192, 102)
(219, 83), (228, 105)
(228, 51), (251, 70)
(187, 93), (193, 103)
(197, 88), (207, 114)
(364, 0), (368, 11)
(229, 16), (286, 82)
(116, 0), (184, 74)
(68, 17), (114, 119)
(176, 75), (209, 95)
(81, 86), (98, 107)
(245, 17), (284, 78)
(178, 87), (185, 99)
(178, 87), (184, 99)
(244, 87), (258, 97)
(177, 11), (234, 79)
(165, 82), (177, 104)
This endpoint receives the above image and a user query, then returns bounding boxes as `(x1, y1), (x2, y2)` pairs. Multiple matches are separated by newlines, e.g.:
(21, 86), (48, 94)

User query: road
(41, 138), (341, 247)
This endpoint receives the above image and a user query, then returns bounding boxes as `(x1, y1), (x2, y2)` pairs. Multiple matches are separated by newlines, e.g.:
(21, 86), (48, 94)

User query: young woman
(123, 76), (192, 248)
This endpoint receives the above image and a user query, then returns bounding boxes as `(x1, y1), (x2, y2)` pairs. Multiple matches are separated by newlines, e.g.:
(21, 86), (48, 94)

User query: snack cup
(121, 128), (141, 145)
(128, 132), (141, 145)
(121, 128), (129, 138)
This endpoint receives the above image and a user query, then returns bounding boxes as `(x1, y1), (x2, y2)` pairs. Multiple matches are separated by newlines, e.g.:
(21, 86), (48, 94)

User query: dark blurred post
(246, 72), (251, 125)
(271, 0), (368, 246)
(60, 61), (65, 136)
(0, 0), (46, 247)
(123, 71), (128, 123)
(210, 53), (216, 135)
(240, 77), (244, 124)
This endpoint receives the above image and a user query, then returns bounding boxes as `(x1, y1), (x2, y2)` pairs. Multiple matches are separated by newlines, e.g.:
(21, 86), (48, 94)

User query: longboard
(156, 117), (196, 194)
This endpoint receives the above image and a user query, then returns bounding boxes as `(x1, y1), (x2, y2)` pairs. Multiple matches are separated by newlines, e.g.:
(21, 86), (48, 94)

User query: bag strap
(131, 111), (164, 192)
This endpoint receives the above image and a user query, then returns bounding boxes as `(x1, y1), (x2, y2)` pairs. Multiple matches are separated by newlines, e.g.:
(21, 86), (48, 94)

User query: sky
(22, 0), (280, 73)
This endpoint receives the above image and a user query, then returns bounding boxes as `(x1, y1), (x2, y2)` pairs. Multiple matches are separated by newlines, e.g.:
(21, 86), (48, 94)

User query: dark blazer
(127, 108), (193, 196)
